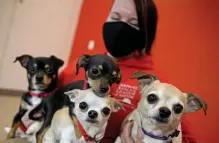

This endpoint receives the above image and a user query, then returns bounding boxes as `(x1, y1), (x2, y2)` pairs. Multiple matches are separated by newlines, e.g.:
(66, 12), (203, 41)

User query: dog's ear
(50, 55), (64, 69)
(131, 71), (159, 90)
(186, 93), (207, 115)
(65, 89), (81, 102)
(14, 55), (32, 68)
(110, 98), (124, 112)
(76, 54), (90, 75)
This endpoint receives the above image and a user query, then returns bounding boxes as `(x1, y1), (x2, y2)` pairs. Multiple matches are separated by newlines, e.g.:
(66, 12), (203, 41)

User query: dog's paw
(26, 121), (43, 135)
(6, 130), (15, 139)
(27, 135), (36, 143)
(6, 134), (14, 139)
(26, 130), (33, 135)
(26, 127), (36, 135)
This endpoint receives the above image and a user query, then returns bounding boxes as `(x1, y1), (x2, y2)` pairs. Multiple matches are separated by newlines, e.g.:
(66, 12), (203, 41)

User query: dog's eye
(147, 94), (158, 104)
(45, 67), (53, 73)
(102, 107), (111, 116)
(173, 104), (183, 114)
(91, 68), (100, 75)
(79, 102), (88, 110)
(29, 66), (35, 73)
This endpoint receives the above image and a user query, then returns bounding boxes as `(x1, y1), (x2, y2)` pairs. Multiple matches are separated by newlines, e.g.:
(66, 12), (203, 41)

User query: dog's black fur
(7, 55), (64, 139)
(30, 54), (121, 143)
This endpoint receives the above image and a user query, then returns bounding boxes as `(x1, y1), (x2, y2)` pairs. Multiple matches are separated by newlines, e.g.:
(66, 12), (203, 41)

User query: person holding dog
(59, 0), (197, 142)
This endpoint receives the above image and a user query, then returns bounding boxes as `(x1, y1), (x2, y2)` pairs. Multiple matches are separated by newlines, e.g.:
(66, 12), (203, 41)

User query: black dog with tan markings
(7, 55), (64, 139)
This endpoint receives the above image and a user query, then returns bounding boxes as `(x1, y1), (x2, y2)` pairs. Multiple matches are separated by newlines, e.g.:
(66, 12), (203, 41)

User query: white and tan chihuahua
(115, 71), (207, 143)
(42, 88), (123, 143)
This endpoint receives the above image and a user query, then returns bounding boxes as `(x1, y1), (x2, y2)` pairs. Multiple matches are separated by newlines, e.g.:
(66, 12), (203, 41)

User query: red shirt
(59, 54), (197, 143)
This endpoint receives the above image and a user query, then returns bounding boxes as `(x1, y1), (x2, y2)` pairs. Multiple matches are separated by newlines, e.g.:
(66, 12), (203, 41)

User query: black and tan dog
(30, 54), (122, 143)
(6, 55), (64, 139)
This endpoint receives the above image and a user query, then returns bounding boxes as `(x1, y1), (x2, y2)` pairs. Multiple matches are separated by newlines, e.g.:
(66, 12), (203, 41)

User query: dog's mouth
(33, 83), (48, 90)
(99, 87), (109, 94)
(93, 90), (109, 97)
(36, 83), (46, 87)
(36, 84), (47, 88)
(86, 118), (99, 124)
(153, 117), (169, 124)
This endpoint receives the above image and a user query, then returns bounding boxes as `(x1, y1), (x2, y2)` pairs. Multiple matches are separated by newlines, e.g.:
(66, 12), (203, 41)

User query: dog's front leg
(42, 127), (55, 143)
(36, 126), (49, 143)
(7, 107), (27, 139)
(36, 108), (55, 143)
(29, 102), (44, 121)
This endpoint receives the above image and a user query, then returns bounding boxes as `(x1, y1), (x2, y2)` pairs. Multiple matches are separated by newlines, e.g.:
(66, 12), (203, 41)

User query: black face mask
(103, 22), (145, 58)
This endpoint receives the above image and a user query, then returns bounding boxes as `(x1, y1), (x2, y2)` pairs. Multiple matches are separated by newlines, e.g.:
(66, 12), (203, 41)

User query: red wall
(70, 0), (219, 142)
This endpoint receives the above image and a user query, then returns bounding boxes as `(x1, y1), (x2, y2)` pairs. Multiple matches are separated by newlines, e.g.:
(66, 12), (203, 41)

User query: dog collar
(77, 119), (96, 142)
(28, 88), (58, 97)
(141, 128), (180, 141)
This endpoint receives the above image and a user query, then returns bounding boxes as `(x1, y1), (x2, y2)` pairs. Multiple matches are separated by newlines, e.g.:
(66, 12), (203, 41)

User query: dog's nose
(159, 107), (171, 118)
(99, 84), (109, 93)
(88, 110), (98, 119)
(36, 76), (43, 83)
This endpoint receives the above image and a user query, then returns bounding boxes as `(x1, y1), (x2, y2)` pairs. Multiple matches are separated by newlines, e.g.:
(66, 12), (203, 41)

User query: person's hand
(120, 121), (144, 143)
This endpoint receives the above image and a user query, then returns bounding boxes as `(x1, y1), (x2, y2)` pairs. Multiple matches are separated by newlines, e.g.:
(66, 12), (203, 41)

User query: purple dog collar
(141, 128), (180, 141)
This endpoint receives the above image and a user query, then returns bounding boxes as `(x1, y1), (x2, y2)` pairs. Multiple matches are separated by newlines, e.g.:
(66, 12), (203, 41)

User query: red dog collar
(77, 119), (96, 142)
(28, 88), (58, 97)
(19, 121), (27, 132)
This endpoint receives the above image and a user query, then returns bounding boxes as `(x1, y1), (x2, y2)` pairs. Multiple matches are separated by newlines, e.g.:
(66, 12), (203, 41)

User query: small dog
(31, 54), (121, 143)
(66, 54), (121, 96)
(43, 88), (123, 143)
(6, 55), (64, 139)
(115, 71), (207, 143)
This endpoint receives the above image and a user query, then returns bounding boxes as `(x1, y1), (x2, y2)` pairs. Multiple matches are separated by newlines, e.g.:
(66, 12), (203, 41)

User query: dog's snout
(159, 107), (171, 118)
(99, 84), (109, 93)
(36, 76), (43, 83)
(88, 110), (98, 119)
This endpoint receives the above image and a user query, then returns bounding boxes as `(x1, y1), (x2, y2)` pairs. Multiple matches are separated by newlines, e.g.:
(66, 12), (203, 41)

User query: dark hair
(134, 0), (158, 55)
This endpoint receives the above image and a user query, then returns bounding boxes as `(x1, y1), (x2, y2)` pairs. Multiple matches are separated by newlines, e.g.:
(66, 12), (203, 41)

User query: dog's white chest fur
(21, 96), (42, 110)
(30, 96), (42, 105)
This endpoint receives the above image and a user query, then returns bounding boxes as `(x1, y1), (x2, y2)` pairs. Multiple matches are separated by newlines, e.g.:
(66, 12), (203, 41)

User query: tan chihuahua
(115, 71), (207, 143)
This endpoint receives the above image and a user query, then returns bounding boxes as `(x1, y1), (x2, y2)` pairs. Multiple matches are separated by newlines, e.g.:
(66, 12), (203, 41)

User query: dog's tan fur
(37, 126), (49, 143)
(7, 122), (20, 139)
(115, 71), (207, 143)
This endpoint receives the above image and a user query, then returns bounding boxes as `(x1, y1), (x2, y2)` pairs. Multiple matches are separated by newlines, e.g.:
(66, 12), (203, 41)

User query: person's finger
(121, 121), (133, 138)
(121, 137), (125, 143)
(136, 128), (144, 143)
(121, 119), (131, 131)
